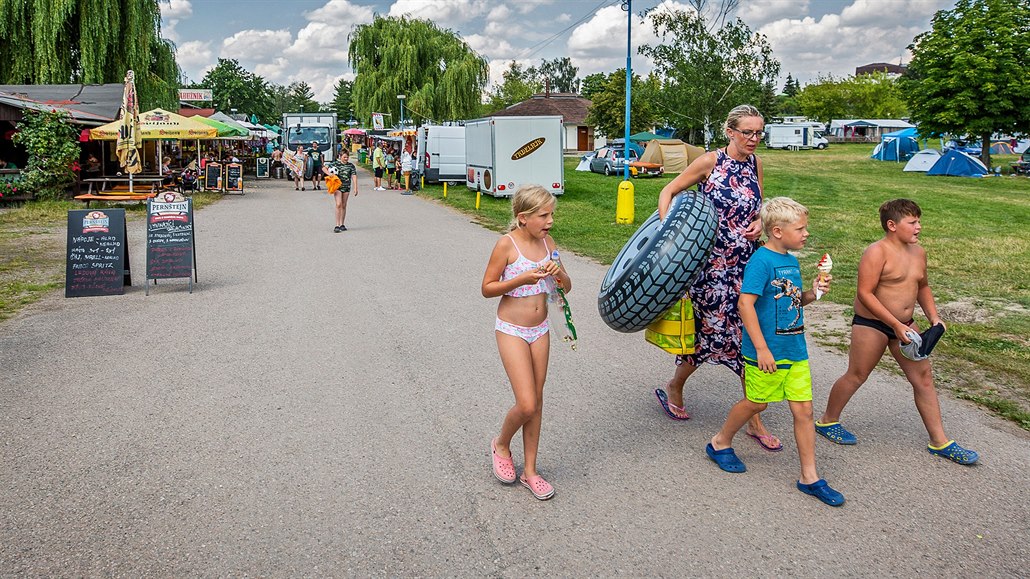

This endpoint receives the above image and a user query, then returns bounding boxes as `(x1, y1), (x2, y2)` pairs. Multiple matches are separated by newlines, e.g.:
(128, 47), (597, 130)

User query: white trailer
(416, 124), (466, 183)
(465, 116), (564, 197)
(765, 123), (828, 150)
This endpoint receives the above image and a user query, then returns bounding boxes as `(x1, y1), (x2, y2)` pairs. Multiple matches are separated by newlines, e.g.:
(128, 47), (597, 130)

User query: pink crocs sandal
(491, 437), (516, 484)
(519, 474), (555, 500)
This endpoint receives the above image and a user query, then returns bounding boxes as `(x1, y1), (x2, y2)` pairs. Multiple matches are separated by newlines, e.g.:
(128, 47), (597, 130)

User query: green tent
(630, 131), (662, 142)
(194, 116), (250, 138)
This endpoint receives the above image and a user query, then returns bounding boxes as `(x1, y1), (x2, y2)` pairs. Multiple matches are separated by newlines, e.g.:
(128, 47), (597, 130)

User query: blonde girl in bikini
(482, 185), (572, 500)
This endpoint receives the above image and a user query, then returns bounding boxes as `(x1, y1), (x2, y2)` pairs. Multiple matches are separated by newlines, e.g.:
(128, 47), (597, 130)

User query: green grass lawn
(417, 143), (1030, 429)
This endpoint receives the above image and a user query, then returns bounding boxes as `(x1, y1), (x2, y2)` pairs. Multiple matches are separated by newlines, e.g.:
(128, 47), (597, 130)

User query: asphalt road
(1, 171), (1027, 576)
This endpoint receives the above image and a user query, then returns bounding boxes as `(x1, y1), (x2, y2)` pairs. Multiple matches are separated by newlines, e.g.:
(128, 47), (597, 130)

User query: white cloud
(389, 0), (490, 24)
(306, 0), (376, 26)
(512, 0), (556, 15)
(175, 40), (214, 83)
(466, 34), (519, 60)
(486, 4), (512, 22)
(222, 29), (293, 61)
(556, 13), (571, 24)
(159, 0), (193, 42)
(737, 0), (808, 28)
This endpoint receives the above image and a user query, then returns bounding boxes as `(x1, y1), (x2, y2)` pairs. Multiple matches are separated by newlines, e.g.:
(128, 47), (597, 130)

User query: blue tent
(871, 128), (920, 161)
(926, 150), (988, 177)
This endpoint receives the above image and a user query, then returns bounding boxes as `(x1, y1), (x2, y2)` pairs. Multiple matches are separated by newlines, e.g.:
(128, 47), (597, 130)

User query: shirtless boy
(815, 199), (978, 465)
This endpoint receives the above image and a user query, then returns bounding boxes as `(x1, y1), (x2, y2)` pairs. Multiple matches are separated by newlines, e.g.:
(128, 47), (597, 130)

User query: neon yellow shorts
(744, 358), (812, 403)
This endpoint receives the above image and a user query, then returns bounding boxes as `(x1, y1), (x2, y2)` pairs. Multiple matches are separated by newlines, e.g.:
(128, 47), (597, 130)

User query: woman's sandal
(654, 388), (691, 420)
(491, 438), (516, 484)
(746, 431), (783, 452)
(519, 474), (555, 500)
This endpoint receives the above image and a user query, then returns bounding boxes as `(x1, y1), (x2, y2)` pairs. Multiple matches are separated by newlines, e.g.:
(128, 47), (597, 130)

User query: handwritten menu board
(65, 209), (130, 297)
(146, 197), (195, 285)
(225, 163), (243, 191)
(204, 162), (222, 191)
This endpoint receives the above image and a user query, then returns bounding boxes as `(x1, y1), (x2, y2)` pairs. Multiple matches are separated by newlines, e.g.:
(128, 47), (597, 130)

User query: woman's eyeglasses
(732, 129), (766, 140)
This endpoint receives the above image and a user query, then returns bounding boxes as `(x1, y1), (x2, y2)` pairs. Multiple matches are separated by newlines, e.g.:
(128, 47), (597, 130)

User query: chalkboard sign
(65, 209), (131, 297)
(146, 196), (196, 294)
(204, 162), (222, 191)
(225, 163), (243, 192)
(256, 157), (269, 178)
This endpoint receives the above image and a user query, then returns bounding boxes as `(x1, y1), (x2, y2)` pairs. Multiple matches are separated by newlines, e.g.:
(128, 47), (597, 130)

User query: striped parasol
(116, 70), (141, 190)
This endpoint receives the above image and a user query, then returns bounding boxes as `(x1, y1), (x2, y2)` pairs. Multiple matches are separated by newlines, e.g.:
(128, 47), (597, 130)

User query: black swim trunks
(852, 314), (914, 340)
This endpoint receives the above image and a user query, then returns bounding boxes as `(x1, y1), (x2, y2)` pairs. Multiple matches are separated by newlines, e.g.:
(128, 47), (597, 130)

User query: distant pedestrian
(322, 149), (358, 233)
(271, 147), (283, 179)
(372, 141), (386, 190)
(400, 144), (413, 192)
(385, 145), (396, 189)
(309, 141), (324, 190)
(483, 185), (572, 501)
(293, 145), (308, 191)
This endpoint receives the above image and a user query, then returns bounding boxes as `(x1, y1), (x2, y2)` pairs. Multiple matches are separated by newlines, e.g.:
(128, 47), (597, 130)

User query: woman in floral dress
(654, 105), (781, 450)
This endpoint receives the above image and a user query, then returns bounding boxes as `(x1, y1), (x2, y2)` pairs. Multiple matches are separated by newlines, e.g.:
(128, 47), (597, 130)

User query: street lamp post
(397, 95), (406, 129)
(615, 0), (635, 224)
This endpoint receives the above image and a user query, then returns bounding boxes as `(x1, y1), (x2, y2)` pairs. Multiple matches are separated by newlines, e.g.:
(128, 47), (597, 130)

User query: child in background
(482, 185), (572, 501)
(385, 146), (396, 189)
(706, 197), (844, 506)
(816, 199), (977, 465)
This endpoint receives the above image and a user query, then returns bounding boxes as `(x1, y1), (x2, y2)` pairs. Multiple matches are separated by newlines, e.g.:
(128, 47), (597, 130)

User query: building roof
(490, 93), (592, 125)
(855, 62), (907, 76)
(0, 84), (123, 123)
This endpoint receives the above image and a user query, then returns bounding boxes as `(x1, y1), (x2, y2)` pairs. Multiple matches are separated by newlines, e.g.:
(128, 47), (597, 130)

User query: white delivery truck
(281, 112), (339, 160)
(465, 116), (564, 197)
(765, 123), (828, 150)
(416, 124), (466, 183)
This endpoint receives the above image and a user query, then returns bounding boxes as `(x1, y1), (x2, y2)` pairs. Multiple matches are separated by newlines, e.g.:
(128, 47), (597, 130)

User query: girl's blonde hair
(723, 104), (763, 133)
(761, 196), (808, 236)
(508, 184), (556, 231)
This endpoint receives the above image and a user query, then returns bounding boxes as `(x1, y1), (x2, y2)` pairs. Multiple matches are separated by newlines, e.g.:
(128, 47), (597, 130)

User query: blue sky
(160, 0), (957, 103)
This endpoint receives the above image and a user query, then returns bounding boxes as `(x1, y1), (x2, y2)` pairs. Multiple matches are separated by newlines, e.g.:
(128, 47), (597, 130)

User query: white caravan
(465, 116), (564, 197)
(416, 124), (466, 183)
(765, 123), (828, 150)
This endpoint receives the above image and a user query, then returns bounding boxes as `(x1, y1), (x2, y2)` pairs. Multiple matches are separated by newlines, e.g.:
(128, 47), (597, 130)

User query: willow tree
(0, 0), (180, 109)
(349, 16), (488, 125)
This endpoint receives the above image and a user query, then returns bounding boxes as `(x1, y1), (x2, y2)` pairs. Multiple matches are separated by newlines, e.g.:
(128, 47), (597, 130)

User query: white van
(416, 125), (465, 183)
(766, 123), (828, 150)
(465, 116), (564, 197)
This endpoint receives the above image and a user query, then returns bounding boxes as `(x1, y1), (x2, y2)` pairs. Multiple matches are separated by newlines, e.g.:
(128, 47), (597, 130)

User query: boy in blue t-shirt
(705, 197), (844, 506)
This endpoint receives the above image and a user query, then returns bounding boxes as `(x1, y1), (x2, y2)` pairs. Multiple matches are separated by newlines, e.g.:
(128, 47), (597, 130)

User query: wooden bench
(74, 192), (156, 207)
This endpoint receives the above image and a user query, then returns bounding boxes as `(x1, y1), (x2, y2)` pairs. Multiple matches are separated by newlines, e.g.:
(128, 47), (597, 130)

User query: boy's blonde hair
(508, 184), (556, 231)
(761, 196), (809, 236)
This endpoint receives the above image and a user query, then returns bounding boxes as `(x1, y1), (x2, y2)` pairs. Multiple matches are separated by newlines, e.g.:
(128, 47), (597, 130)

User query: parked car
(589, 147), (639, 176)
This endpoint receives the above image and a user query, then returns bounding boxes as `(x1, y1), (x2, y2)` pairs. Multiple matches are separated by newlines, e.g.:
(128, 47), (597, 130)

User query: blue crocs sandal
(797, 479), (846, 507)
(815, 421), (857, 445)
(927, 440), (979, 465)
(706, 443), (746, 473)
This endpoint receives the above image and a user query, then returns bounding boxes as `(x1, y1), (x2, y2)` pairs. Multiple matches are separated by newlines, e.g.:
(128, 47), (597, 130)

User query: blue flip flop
(797, 479), (846, 506)
(815, 421), (857, 445)
(706, 443), (746, 473)
(655, 388), (690, 420)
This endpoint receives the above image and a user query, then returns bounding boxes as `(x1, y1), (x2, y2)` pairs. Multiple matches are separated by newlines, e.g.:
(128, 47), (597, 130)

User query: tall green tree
(330, 78), (354, 122)
(580, 73), (606, 100)
(0, 0), (180, 109)
(486, 61), (543, 112)
(197, 59), (275, 121)
(783, 74), (800, 97)
(286, 82), (320, 113)
(349, 16), (488, 125)
(900, 0), (1030, 168)
(585, 70), (659, 138)
(640, 6), (779, 148)
(537, 57), (580, 93)
(797, 72), (908, 122)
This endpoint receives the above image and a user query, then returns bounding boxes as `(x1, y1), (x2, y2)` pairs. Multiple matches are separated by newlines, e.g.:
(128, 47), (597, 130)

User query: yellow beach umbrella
(115, 70), (141, 175)
(90, 107), (218, 140)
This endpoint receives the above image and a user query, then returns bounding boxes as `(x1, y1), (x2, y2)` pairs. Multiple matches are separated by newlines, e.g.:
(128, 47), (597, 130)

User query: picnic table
(74, 176), (164, 206)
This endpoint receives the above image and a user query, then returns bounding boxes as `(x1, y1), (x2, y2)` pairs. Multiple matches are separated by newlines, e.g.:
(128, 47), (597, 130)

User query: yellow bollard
(443, 181), (447, 198)
(476, 188), (481, 210)
(616, 180), (635, 224)
(421, 175), (425, 190)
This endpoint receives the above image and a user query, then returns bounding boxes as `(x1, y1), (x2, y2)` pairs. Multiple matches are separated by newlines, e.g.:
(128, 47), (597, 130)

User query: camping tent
(638, 139), (704, 173)
(926, 150), (988, 177)
(989, 141), (1015, 155)
(903, 149), (941, 172)
(871, 127), (920, 161)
